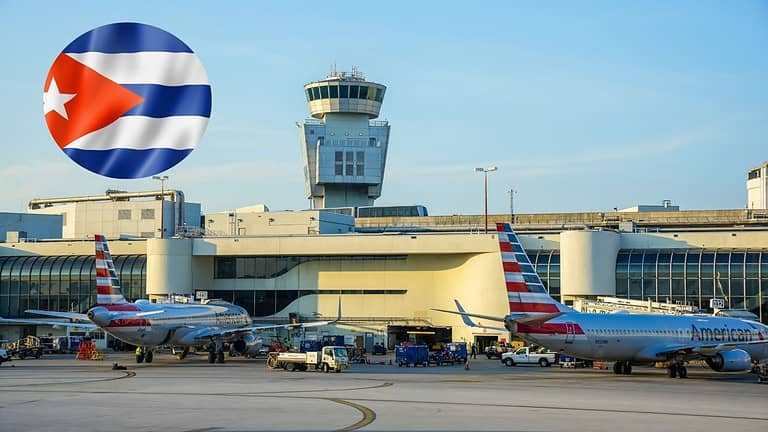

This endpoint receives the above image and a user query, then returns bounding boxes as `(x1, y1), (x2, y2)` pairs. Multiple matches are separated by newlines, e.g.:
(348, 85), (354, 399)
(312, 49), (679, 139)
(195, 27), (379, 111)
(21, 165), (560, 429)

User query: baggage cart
(395, 345), (428, 367)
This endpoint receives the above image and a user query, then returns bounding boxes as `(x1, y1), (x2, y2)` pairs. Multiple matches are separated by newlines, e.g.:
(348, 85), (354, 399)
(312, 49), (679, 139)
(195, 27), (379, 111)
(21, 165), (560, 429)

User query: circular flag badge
(43, 22), (212, 179)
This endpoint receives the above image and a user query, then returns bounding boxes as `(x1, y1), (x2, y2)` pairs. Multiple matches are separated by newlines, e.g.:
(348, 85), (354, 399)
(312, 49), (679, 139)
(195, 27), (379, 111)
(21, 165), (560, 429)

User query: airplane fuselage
(511, 312), (768, 363)
(88, 300), (251, 347)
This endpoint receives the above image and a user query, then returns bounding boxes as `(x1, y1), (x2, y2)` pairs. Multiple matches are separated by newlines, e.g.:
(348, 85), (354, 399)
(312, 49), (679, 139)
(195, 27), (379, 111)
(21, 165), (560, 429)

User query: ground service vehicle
(267, 346), (349, 373)
(5, 336), (43, 359)
(501, 346), (557, 367)
(0, 348), (10, 366)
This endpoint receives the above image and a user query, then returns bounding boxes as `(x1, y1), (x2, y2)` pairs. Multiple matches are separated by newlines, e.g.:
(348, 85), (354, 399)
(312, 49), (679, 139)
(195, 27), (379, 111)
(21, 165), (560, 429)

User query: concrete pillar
(560, 230), (620, 300)
(146, 238), (193, 299)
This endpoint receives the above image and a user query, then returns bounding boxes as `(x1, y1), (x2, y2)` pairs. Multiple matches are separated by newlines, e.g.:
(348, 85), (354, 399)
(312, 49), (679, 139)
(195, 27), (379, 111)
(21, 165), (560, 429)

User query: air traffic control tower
(299, 68), (390, 209)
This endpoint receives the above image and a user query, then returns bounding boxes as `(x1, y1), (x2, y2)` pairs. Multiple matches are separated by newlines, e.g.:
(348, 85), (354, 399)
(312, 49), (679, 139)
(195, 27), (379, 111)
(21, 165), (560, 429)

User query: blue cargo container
(445, 342), (467, 363)
(300, 340), (322, 353)
(322, 335), (345, 347)
(395, 345), (429, 367)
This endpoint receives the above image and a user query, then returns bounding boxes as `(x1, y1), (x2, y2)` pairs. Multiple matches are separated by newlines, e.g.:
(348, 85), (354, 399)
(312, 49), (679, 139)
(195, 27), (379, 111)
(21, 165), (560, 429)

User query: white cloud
(389, 129), (713, 179)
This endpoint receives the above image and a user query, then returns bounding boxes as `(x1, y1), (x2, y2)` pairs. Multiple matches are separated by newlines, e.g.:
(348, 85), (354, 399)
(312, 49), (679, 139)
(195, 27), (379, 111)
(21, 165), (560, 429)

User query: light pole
(509, 188), (518, 224)
(152, 175), (168, 238)
(474, 166), (498, 233)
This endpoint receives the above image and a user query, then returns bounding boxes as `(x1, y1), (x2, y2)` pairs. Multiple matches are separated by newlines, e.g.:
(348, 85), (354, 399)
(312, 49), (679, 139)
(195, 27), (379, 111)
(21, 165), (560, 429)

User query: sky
(1, 1), (767, 215)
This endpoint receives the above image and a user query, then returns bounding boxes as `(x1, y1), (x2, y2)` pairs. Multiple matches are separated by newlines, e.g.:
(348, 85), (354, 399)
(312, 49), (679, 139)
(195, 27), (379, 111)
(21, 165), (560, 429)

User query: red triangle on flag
(44, 53), (144, 149)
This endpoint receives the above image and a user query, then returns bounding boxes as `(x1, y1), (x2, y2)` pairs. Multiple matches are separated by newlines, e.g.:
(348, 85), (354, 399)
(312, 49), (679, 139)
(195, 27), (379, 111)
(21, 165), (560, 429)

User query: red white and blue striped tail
(95, 235), (128, 305)
(496, 223), (571, 314)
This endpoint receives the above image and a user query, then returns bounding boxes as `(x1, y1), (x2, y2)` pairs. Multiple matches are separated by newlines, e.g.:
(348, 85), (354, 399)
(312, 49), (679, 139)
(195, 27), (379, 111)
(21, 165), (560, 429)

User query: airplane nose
(87, 306), (110, 326)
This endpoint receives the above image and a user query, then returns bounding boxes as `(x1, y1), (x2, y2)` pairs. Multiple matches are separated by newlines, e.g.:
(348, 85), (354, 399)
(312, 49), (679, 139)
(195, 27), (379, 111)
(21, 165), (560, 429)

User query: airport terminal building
(1, 198), (767, 350)
(1, 70), (766, 351)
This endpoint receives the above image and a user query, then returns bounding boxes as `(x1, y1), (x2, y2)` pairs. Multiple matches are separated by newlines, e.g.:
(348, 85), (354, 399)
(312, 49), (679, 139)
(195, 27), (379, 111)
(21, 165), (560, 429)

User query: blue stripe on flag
(63, 22), (193, 54)
(63, 148), (193, 179)
(123, 85), (212, 118)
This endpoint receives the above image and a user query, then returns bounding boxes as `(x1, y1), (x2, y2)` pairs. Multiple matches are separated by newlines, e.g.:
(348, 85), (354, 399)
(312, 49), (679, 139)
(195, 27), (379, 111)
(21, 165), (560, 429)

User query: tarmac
(1, 352), (766, 432)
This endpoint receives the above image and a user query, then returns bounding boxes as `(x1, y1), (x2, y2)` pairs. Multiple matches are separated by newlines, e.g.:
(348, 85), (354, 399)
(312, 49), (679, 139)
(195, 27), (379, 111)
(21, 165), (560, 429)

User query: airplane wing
(643, 339), (768, 360)
(0, 316), (98, 330)
(431, 299), (564, 332)
(26, 309), (91, 322)
(432, 299), (508, 331)
(190, 320), (336, 341)
(193, 298), (343, 341)
(692, 339), (768, 356)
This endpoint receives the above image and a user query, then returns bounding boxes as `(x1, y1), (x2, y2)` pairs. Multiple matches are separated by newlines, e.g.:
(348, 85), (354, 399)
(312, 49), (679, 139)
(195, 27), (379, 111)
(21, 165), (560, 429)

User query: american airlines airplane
(434, 223), (768, 378)
(0, 235), (338, 364)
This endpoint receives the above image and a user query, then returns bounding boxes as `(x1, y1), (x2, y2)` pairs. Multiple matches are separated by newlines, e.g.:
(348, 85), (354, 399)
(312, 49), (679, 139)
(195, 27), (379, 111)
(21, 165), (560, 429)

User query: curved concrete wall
(560, 230), (620, 297)
(147, 238), (193, 297)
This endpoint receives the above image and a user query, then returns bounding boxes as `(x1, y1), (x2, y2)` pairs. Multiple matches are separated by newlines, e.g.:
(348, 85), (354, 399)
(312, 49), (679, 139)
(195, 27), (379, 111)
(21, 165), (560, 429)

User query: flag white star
(43, 78), (77, 120)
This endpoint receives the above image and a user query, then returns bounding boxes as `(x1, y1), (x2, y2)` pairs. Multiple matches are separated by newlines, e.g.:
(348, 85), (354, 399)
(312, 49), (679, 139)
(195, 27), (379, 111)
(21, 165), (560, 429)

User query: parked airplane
(0, 235), (339, 364)
(434, 223), (768, 378)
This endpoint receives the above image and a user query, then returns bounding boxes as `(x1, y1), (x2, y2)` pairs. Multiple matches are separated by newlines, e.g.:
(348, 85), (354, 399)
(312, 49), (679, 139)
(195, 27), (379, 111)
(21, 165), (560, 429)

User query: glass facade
(214, 255), (407, 279)
(305, 84), (385, 102)
(0, 255), (146, 318)
(213, 255), (408, 317)
(533, 249), (767, 323)
(528, 250), (561, 301)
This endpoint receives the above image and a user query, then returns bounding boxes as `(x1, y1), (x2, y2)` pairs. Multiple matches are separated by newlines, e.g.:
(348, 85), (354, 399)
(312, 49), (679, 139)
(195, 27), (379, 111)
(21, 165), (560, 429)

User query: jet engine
(87, 306), (111, 327)
(232, 333), (264, 358)
(705, 349), (752, 372)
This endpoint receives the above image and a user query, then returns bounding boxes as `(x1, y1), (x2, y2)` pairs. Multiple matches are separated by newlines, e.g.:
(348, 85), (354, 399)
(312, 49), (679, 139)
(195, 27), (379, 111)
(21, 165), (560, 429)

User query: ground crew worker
(135, 346), (143, 363)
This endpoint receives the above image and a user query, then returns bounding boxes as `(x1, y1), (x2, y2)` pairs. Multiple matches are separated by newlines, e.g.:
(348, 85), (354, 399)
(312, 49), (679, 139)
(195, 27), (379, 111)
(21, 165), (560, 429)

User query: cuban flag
(43, 23), (212, 179)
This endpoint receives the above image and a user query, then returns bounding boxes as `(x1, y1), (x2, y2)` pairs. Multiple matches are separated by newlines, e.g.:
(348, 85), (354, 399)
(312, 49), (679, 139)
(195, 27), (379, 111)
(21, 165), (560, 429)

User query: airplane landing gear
(136, 347), (151, 364)
(208, 341), (225, 364)
(174, 346), (189, 361)
(613, 361), (632, 375)
(668, 363), (687, 378)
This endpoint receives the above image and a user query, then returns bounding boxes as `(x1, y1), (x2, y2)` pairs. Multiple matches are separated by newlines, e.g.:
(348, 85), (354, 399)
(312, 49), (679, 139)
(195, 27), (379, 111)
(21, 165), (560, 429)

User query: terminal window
(346, 151), (354, 176)
(356, 151), (365, 176)
(335, 152), (343, 175)
(118, 210), (131, 220)
(141, 209), (155, 220)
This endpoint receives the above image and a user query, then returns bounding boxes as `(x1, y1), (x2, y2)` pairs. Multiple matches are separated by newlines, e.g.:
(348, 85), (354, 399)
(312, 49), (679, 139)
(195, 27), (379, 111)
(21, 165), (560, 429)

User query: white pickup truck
(501, 346), (557, 367)
(267, 346), (349, 373)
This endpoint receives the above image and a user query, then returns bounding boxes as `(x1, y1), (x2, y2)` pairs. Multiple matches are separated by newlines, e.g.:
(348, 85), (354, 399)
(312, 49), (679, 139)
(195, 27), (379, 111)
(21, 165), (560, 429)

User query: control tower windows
(312, 87), (320, 100)
(319, 85), (329, 99)
(339, 85), (349, 98)
(349, 85), (359, 98)
(375, 88), (385, 102)
(359, 86), (368, 99)
(329, 85), (338, 98)
(306, 89), (313, 101)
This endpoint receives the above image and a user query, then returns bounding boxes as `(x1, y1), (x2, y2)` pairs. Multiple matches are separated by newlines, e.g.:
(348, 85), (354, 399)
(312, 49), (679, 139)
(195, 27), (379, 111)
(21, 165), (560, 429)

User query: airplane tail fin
(94, 235), (128, 305)
(496, 223), (572, 314)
